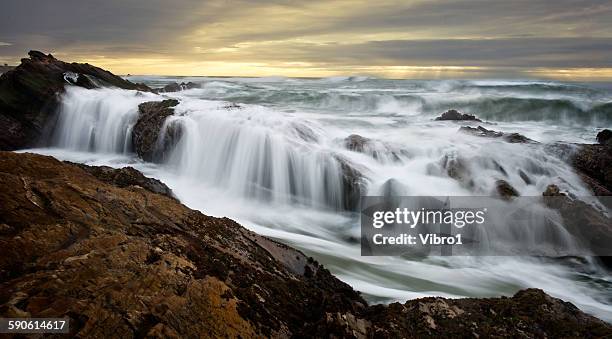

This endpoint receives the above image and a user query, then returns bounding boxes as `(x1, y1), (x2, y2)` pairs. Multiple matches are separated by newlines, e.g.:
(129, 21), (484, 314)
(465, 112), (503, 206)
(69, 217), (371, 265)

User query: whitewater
(23, 77), (612, 321)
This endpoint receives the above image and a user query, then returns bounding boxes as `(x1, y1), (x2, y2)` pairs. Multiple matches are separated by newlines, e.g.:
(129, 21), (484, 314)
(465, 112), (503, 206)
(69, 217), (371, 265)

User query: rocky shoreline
(1, 152), (610, 337)
(0, 51), (611, 337)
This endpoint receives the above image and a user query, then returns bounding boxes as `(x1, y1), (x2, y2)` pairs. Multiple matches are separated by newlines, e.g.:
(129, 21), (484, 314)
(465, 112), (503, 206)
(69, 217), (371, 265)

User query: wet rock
(435, 109), (482, 122)
(459, 126), (535, 143)
(156, 81), (200, 93)
(67, 162), (175, 199)
(597, 129), (612, 145)
(223, 102), (242, 110)
(0, 51), (151, 150)
(345, 134), (371, 153)
(495, 180), (519, 199)
(132, 99), (180, 162)
(0, 152), (365, 337)
(366, 289), (611, 338)
(335, 156), (367, 211)
(571, 143), (612, 195)
(542, 184), (612, 259)
(518, 169), (533, 185)
(0, 152), (609, 337)
(343, 134), (403, 162)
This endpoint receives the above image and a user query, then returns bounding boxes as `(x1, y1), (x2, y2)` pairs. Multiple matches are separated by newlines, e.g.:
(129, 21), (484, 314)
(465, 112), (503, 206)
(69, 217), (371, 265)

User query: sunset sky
(1, 0), (612, 80)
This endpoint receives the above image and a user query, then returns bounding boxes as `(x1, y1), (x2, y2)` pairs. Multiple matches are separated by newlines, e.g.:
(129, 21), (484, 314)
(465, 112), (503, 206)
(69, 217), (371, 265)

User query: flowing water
(24, 77), (612, 321)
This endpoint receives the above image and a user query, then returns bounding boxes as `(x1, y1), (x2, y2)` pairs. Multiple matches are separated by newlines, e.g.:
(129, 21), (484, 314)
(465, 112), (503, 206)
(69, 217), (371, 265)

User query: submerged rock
(435, 109), (482, 122)
(156, 81), (200, 93)
(0, 51), (151, 150)
(0, 152), (609, 337)
(335, 155), (367, 211)
(459, 126), (535, 143)
(495, 179), (519, 199)
(132, 99), (181, 162)
(343, 134), (403, 162)
(542, 184), (612, 261)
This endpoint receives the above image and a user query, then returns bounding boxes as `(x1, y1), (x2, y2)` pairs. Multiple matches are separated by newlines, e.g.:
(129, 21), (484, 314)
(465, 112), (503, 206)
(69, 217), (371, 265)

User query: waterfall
(51, 87), (158, 153)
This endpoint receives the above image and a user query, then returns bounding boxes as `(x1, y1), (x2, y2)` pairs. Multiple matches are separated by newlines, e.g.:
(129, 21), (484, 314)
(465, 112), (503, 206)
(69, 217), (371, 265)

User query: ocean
(22, 76), (612, 321)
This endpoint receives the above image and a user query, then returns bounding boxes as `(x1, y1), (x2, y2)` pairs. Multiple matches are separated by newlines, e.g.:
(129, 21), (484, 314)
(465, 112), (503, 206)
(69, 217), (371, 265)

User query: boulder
(335, 155), (367, 211)
(435, 109), (482, 122)
(459, 126), (535, 143)
(0, 152), (609, 337)
(132, 99), (181, 162)
(0, 51), (151, 150)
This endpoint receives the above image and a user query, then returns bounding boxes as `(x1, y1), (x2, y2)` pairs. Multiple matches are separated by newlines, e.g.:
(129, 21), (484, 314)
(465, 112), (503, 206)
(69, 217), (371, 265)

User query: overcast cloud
(1, 0), (611, 78)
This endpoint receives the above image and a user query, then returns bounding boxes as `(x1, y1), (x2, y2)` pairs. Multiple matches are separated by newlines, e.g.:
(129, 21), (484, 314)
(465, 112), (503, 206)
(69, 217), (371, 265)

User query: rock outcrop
(0, 51), (150, 151)
(459, 126), (535, 143)
(495, 179), (519, 199)
(547, 131), (612, 195)
(435, 109), (482, 122)
(0, 152), (610, 337)
(132, 99), (181, 162)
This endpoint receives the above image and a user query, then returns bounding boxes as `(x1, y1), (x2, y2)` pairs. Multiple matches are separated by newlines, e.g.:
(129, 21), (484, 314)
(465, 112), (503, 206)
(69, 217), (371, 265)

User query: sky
(1, 0), (612, 80)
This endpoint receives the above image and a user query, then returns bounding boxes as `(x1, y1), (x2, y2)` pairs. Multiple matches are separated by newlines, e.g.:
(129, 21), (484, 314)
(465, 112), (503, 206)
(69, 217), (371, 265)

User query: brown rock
(0, 152), (609, 337)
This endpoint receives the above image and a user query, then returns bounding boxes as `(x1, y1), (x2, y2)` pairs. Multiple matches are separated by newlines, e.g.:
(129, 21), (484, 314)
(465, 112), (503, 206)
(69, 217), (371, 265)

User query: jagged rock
(132, 99), (181, 162)
(495, 180), (519, 199)
(0, 152), (609, 337)
(518, 169), (533, 185)
(0, 51), (151, 150)
(597, 129), (612, 145)
(459, 126), (535, 143)
(156, 81), (200, 93)
(0, 152), (365, 337)
(67, 162), (175, 199)
(435, 109), (482, 122)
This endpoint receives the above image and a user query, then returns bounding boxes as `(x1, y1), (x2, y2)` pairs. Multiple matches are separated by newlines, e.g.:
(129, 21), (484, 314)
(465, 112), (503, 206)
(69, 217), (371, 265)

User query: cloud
(1, 0), (611, 78)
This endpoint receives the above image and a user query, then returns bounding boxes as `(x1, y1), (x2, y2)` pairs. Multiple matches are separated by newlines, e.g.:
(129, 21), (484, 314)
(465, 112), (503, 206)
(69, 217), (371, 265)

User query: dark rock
(459, 126), (535, 143)
(495, 180), (519, 199)
(335, 156), (367, 211)
(67, 162), (175, 199)
(366, 288), (611, 338)
(542, 184), (612, 258)
(0, 51), (151, 150)
(597, 129), (612, 145)
(571, 143), (612, 195)
(0, 152), (609, 337)
(343, 134), (403, 162)
(156, 81), (200, 93)
(223, 103), (242, 110)
(435, 109), (482, 122)
(518, 169), (533, 185)
(132, 99), (180, 162)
